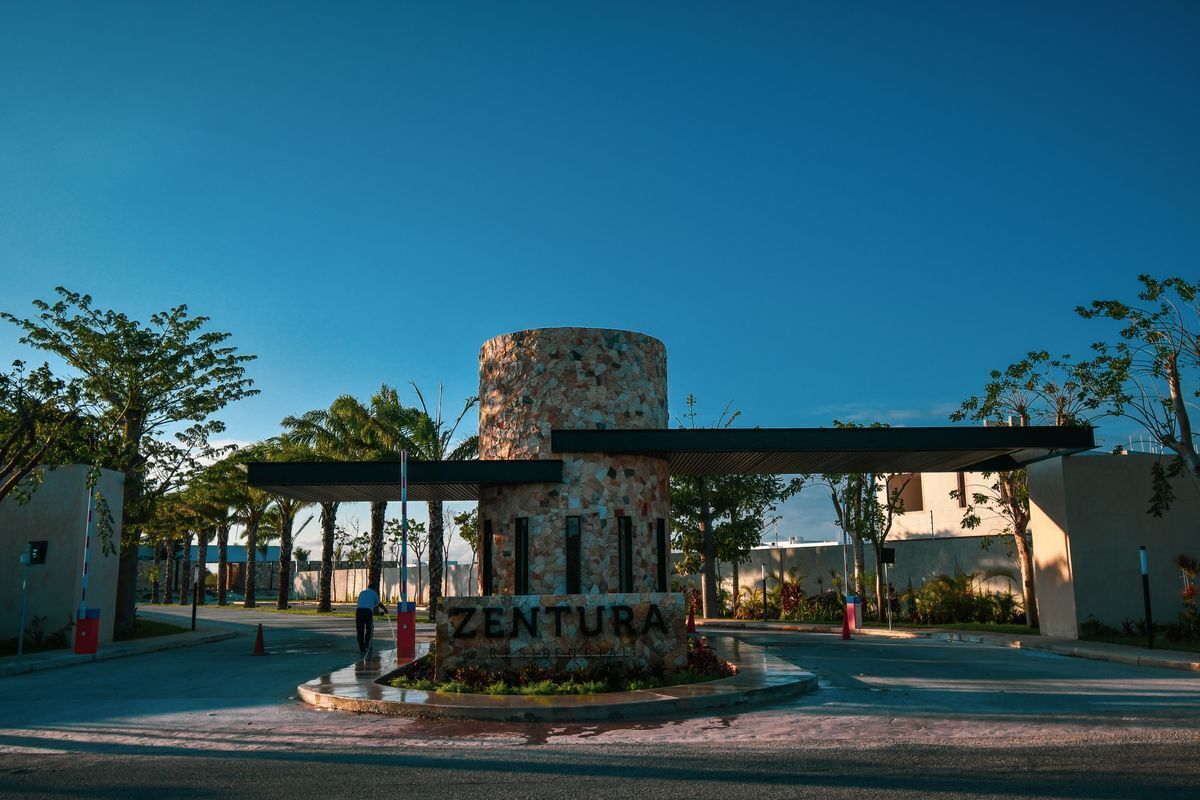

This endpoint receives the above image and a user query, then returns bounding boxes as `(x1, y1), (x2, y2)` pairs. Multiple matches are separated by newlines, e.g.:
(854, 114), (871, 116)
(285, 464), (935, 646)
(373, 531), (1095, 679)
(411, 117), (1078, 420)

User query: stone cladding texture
(477, 328), (670, 596)
(435, 592), (687, 679)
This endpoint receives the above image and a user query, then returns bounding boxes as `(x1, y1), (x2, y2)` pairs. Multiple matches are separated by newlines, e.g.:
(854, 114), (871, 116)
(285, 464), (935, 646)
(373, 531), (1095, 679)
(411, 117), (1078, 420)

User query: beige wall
(294, 562), (479, 604)
(720, 534), (1024, 602)
(888, 471), (977, 541)
(1029, 453), (1199, 639)
(0, 465), (125, 644)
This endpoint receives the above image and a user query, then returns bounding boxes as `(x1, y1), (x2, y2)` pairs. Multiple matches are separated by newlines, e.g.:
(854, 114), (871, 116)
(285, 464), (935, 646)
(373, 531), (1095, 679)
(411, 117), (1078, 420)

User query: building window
(565, 516), (582, 594)
(482, 520), (494, 596)
(617, 515), (634, 593)
(515, 517), (530, 595)
(956, 472), (968, 509)
(655, 518), (668, 592)
(888, 473), (924, 512)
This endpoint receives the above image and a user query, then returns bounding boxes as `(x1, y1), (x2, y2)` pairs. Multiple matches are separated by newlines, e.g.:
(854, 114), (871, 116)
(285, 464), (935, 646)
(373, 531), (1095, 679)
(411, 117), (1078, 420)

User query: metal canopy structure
(245, 459), (563, 502)
(550, 426), (1096, 476)
(246, 427), (1093, 501)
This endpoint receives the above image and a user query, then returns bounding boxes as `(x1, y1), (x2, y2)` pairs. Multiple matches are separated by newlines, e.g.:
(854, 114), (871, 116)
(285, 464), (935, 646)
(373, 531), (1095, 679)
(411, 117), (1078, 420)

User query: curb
(698, 621), (1200, 673)
(0, 628), (239, 678)
(297, 636), (818, 721)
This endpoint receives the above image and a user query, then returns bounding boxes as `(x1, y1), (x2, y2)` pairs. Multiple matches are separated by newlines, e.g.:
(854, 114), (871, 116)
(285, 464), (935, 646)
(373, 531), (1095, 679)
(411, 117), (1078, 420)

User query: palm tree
(280, 402), (365, 611)
(283, 383), (477, 618)
(194, 454), (246, 606)
(228, 443), (272, 607)
(367, 383), (477, 621)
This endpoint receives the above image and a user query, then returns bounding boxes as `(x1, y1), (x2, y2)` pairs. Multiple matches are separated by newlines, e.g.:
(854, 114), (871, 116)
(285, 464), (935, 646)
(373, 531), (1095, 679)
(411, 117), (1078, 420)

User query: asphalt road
(1, 607), (1197, 799)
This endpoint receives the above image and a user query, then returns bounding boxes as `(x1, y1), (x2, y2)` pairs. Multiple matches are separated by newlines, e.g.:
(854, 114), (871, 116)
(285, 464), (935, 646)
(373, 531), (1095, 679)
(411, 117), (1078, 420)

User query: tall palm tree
(284, 384), (476, 618)
(228, 443), (272, 608)
(194, 454), (246, 606)
(281, 402), (364, 611)
(260, 436), (316, 609)
(296, 390), (408, 597)
(357, 383), (477, 620)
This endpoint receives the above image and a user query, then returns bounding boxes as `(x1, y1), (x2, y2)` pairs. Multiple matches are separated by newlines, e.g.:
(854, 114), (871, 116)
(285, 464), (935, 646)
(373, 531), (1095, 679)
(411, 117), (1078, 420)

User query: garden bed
(388, 637), (735, 696)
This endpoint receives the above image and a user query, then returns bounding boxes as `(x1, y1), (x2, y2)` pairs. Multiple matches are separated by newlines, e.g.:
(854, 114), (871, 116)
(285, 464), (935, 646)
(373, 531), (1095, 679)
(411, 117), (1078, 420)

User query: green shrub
(904, 572), (1024, 626)
(1078, 616), (1119, 638)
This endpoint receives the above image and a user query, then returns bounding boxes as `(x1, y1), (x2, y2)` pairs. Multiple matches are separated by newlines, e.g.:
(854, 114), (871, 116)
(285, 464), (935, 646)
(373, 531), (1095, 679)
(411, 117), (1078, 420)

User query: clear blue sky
(2, 2), (1197, 555)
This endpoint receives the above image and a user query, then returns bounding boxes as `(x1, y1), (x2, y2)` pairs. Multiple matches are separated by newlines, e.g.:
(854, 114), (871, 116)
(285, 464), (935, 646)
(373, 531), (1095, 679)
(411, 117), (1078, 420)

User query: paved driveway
(0, 608), (1197, 799)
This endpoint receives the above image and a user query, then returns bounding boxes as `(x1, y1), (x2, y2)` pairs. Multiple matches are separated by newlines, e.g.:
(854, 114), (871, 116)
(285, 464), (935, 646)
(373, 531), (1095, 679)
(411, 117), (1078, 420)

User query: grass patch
(863, 621), (1038, 635)
(1080, 632), (1200, 654)
(0, 636), (70, 657)
(114, 618), (189, 642)
(205, 604), (357, 618)
(0, 616), (189, 656)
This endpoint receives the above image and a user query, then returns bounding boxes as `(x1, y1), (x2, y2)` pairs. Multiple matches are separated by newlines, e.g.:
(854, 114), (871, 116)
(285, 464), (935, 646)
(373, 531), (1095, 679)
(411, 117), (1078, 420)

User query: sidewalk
(0, 616), (239, 678)
(697, 619), (1200, 673)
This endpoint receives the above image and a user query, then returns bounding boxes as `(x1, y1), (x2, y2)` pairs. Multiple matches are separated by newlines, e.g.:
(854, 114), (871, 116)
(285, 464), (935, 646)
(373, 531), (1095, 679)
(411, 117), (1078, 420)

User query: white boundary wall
(293, 562), (478, 604)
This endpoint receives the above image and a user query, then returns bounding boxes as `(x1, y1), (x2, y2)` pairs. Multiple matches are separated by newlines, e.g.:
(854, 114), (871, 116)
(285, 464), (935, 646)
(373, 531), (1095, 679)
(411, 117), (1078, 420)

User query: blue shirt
(357, 588), (381, 610)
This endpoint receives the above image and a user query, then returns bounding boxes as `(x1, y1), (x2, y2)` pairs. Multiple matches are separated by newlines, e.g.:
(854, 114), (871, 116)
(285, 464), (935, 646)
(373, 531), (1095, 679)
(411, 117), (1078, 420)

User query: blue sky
(2, 2), (1198, 557)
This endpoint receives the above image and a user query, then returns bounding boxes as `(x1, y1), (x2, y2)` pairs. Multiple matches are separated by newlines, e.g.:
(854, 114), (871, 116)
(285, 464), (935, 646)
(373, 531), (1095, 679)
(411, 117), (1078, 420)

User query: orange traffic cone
(686, 607), (696, 634)
(251, 623), (267, 656)
(841, 606), (852, 640)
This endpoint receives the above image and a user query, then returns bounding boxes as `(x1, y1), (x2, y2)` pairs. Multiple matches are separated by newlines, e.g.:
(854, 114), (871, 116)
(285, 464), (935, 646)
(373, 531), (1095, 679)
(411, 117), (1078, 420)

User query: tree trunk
(152, 542), (163, 604)
(368, 500), (386, 593)
(244, 520), (258, 608)
(196, 529), (210, 605)
(852, 535), (865, 597)
(217, 523), (229, 606)
(1013, 523), (1039, 629)
(699, 479), (718, 618)
(873, 542), (885, 622)
(113, 417), (147, 637)
(427, 500), (444, 621)
(468, 547), (476, 596)
(165, 538), (177, 604)
(318, 501), (337, 612)
(277, 514), (294, 610)
(179, 532), (193, 606)
(731, 559), (740, 613)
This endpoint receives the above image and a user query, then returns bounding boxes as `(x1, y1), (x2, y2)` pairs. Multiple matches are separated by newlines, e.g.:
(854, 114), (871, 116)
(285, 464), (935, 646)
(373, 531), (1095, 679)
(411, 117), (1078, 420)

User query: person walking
(356, 586), (387, 655)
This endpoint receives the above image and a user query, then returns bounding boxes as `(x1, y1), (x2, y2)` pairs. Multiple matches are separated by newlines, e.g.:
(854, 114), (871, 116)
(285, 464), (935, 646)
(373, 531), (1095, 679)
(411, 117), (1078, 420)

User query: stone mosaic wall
(477, 328), (671, 596)
(435, 591), (687, 680)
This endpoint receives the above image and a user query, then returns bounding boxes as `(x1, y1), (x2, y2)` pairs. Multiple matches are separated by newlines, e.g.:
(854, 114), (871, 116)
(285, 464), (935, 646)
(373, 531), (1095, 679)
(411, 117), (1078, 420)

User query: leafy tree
(951, 351), (1104, 629)
(386, 517), (426, 602)
(454, 507), (479, 590)
(1078, 275), (1200, 512)
(674, 473), (787, 607)
(2, 289), (256, 634)
(670, 396), (791, 617)
(798, 423), (914, 621)
(670, 396), (738, 617)
(0, 360), (83, 503)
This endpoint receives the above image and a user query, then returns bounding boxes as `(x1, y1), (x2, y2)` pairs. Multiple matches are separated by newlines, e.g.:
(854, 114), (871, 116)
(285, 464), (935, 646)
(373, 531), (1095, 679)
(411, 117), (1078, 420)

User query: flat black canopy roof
(245, 459), (563, 502)
(551, 426), (1095, 475)
(247, 427), (1093, 501)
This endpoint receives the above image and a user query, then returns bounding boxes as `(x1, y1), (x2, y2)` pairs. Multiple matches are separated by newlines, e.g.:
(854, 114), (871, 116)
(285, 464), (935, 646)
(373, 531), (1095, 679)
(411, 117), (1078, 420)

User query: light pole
(17, 544), (30, 659)
(1140, 545), (1154, 649)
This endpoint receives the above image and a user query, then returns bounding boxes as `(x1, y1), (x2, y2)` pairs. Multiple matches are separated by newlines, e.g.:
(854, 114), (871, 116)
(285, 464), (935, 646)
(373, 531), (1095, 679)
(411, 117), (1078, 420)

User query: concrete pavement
(0, 607), (1197, 799)
(700, 618), (1200, 672)
(0, 614), (237, 677)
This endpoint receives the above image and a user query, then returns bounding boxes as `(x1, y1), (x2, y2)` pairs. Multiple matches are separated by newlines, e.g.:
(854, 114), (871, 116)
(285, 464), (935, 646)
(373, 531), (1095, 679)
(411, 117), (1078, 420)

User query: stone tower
(476, 327), (670, 595)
